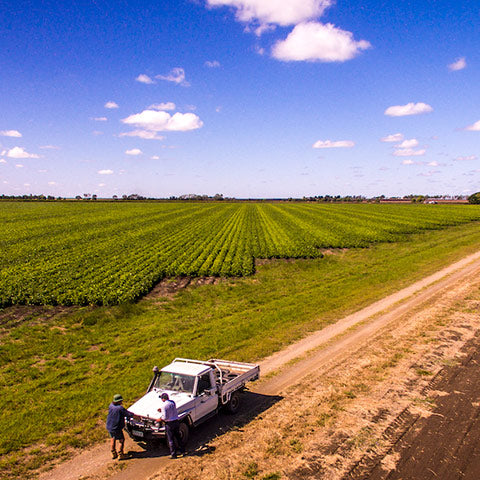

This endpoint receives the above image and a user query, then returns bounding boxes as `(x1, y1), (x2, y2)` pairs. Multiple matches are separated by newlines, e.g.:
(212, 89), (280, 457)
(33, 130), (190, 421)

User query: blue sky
(0, 0), (479, 198)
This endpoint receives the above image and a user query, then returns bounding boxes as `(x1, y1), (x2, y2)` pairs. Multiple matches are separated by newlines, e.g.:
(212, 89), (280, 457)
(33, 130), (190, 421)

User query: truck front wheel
(179, 421), (189, 445)
(225, 392), (241, 414)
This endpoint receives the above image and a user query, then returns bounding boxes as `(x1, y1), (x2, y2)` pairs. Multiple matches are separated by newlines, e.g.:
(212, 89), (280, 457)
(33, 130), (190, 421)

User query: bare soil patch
(144, 277), (193, 300)
(0, 305), (74, 329)
(144, 276), (222, 301)
(319, 248), (349, 256)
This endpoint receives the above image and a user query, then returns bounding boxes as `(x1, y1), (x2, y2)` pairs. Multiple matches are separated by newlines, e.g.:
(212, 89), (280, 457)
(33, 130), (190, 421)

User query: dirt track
(38, 251), (480, 480)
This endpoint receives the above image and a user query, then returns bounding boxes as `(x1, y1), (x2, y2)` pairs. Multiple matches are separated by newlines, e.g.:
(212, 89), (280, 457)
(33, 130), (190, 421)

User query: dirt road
(38, 251), (480, 480)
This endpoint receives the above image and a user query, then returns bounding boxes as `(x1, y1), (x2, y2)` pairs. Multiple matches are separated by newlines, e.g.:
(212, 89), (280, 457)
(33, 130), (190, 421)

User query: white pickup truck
(125, 358), (260, 443)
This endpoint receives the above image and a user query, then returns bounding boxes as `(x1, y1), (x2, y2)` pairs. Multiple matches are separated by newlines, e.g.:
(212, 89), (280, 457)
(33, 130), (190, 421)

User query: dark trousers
(165, 420), (184, 455)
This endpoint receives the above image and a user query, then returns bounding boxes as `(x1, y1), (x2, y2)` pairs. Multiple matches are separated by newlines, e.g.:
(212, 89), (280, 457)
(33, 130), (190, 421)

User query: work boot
(118, 452), (128, 460)
(111, 450), (118, 459)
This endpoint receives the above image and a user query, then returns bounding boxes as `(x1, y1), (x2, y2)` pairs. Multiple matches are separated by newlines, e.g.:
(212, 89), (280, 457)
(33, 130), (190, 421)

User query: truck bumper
(125, 422), (165, 441)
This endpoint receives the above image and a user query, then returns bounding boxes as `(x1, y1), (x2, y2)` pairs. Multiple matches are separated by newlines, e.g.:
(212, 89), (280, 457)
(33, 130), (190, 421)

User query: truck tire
(179, 421), (189, 444)
(225, 392), (241, 414)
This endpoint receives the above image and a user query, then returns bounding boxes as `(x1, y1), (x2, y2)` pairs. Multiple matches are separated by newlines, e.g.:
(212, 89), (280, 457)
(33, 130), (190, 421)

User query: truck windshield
(154, 371), (195, 394)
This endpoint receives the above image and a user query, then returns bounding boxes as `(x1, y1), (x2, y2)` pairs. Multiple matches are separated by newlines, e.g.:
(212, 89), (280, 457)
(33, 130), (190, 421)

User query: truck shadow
(126, 390), (283, 459)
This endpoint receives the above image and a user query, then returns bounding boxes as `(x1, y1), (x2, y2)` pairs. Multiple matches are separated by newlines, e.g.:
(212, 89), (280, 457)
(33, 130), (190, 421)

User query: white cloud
(397, 138), (419, 148)
(5, 146), (40, 159)
(312, 139), (355, 148)
(381, 133), (403, 142)
(448, 57), (466, 71)
(0, 130), (22, 137)
(393, 148), (426, 157)
(119, 130), (165, 140)
(156, 68), (189, 86)
(98, 169), (114, 175)
(206, 0), (333, 27)
(122, 109), (203, 132)
(464, 120), (480, 131)
(48, 181), (57, 186)
(401, 159), (414, 165)
(125, 148), (143, 156)
(15, 164), (24, 168)
(0, 159), (6, 164)
(136, 74), (155, 84)
(151, 155), (160, 160)
(417, 170), (439, 177)
(105, 101), (119, 109)
(455, 155), (477, 161)
(24, 183), (30, 187)
(39, 145), (60, 150)
(148, 102), (176, 111)
(384, 102), (433, 117)
(252, 23), (276, 36)
(427, 161), (439, 167)
(93, 117), (108, 122)
(272, 22), (371, 62)
(205, 60), (221, 68)
(98, 183), (106, 187)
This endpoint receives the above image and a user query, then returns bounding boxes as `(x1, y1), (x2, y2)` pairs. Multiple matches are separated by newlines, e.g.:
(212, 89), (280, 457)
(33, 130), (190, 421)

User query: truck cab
(150, 361), (219, 424)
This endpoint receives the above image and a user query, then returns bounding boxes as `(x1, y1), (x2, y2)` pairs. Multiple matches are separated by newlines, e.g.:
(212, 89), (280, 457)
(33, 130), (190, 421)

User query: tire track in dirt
(344, 360), (450, 479)
(347, 333), (480, 480)
(38, 251), (480, 480)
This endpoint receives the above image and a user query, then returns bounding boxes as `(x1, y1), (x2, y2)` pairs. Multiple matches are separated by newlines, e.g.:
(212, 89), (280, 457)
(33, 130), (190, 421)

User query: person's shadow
(125, 390), (282, 459)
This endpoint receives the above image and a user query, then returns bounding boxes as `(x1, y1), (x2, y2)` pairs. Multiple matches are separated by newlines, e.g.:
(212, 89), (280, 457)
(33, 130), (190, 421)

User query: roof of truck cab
(161, 361), (212, 376)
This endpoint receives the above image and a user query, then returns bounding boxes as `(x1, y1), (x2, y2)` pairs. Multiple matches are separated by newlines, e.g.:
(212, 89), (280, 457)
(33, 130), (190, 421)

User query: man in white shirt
(157, 393), (186, 458)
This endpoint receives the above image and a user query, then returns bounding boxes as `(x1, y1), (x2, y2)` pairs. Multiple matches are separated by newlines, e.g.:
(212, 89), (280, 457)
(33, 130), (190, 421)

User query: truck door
(193, 371), (218, 423)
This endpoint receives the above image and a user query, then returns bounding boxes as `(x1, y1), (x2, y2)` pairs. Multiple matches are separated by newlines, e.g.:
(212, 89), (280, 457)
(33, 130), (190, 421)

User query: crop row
(1, 202), (480, 306)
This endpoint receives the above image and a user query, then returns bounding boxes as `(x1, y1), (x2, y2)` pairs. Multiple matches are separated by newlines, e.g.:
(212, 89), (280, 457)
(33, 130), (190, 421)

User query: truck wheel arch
(224, 391), (241, 414)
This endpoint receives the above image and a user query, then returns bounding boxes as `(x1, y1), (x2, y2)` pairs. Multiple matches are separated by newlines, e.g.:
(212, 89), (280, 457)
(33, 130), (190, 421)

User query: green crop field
(3, 202), (480, 479)
(2, 201), (480, 306)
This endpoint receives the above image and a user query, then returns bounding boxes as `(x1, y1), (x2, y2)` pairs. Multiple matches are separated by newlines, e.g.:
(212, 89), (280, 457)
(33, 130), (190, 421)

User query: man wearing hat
(106, 394), (133, 459)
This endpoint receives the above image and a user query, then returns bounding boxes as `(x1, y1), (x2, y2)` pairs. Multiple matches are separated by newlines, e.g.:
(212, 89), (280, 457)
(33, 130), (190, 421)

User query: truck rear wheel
(179, 421), (189, 444)
(225, 392), (241, 414)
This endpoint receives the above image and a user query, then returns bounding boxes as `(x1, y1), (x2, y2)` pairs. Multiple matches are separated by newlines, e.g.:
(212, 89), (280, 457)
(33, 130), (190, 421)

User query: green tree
(468, 192), (480, 204)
